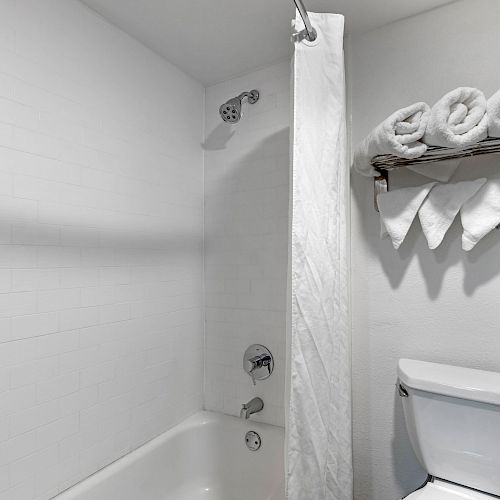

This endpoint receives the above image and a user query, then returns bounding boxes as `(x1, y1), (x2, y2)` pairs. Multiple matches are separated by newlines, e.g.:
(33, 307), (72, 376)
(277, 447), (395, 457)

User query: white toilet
(398, 359), (500, 499)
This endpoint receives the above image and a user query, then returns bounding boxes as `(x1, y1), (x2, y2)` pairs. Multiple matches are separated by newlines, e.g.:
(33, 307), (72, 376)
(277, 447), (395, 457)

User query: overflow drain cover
(245, 431), (261, 451)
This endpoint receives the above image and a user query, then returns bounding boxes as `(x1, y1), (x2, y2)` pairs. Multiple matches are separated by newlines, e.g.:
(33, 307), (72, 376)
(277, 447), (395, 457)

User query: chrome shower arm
(237, 90), (259, 104)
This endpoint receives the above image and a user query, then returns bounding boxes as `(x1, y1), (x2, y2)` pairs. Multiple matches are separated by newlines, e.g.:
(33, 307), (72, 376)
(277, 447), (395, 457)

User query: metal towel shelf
(372, 137), (500, 211)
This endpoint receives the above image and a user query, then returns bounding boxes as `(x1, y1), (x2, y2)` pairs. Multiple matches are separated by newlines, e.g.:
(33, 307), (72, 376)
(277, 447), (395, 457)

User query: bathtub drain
(245, 431), (262, 451)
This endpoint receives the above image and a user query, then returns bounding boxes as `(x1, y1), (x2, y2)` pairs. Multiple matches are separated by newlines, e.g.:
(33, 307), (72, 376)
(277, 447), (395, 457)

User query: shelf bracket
(374, 170), (389, 212)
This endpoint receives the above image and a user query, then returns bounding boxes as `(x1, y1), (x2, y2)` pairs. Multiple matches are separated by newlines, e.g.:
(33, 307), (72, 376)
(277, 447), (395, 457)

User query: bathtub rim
(54, 410), (284, 499)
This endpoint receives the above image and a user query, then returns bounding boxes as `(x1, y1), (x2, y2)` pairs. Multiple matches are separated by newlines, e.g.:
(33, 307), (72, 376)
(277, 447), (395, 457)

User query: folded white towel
(377, 182), (436, 249)
(461, 178), (500, 251)
(353, 102), (430, 177)
(418, 179), (486, 249)
(487, 89), (500, 137)
(424, 87), (488, 148)
(407, 159), (461, 182)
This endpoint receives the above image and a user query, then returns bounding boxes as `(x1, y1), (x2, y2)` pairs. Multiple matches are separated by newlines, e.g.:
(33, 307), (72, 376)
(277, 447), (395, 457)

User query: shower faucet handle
(245, 353), (271, 386)
(246, 354), (271, 372)
(243, 345), (274, 386)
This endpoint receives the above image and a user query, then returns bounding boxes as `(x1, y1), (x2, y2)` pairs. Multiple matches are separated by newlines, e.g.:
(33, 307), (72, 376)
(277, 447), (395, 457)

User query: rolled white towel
(353, 102), (430, 177)
(487, 89), (500, 137)
(424, 87), (488, 148)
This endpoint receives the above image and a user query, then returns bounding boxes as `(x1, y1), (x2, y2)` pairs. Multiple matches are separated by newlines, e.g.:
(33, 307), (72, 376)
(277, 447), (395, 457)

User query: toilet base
(404, 478), (496, 500)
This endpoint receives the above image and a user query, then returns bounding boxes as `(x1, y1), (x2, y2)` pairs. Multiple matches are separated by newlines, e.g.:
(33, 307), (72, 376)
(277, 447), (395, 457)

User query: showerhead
(219, 90), (259, 123)
(220, 96), (242, 123)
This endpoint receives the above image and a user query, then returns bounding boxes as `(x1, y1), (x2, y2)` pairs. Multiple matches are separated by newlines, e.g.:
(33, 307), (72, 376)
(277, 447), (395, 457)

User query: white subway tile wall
(204, 61), (290, 427)
(0, 1), (204, 498)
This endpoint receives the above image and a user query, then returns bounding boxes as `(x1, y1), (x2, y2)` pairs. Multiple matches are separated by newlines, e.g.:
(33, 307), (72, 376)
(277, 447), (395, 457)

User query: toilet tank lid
(398, 359), (500, 406)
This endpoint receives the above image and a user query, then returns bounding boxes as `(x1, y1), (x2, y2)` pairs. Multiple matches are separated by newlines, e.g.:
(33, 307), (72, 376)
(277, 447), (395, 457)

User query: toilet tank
(398, 359), (500, 496)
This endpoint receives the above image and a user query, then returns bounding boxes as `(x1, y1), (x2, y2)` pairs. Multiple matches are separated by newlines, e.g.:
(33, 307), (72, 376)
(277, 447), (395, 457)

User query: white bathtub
(56, 411), (285, 500)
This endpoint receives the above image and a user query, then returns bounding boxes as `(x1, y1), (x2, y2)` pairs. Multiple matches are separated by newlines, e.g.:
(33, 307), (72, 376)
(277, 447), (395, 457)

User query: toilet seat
(405, 479), (496, 500)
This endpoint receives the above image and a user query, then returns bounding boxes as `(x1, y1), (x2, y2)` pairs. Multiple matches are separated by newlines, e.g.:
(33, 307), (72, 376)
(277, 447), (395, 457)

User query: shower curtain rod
(293, 0), (317, 41)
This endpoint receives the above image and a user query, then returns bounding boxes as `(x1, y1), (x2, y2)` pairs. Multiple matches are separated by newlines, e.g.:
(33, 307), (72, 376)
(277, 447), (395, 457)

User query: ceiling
(80, 0), (456, 86)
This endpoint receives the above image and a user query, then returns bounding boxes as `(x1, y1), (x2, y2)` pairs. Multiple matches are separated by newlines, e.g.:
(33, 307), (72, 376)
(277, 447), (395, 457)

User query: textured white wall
(349, 1), (500, 499)
(203, 61), (290, 427)
(0, 1), (204, 498)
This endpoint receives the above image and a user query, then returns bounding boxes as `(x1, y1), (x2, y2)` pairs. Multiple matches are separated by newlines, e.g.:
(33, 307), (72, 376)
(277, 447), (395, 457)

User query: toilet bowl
(398, 359), (500, 499)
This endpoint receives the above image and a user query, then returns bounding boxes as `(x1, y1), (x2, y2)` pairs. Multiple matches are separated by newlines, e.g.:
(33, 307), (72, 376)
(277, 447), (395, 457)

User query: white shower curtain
(286, 12), (352, 500)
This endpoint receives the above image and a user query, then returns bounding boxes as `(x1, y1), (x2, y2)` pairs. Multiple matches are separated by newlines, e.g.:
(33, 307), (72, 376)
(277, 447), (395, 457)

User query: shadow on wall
(203, 124), (289, 423)
(391, 389), (427, 495)
(0, 216), (203, 252)
(351, 154), (500, 299)
(203, 122), (235, 151)
(205, 125), (290, 234)
(204, 125), (290, 290)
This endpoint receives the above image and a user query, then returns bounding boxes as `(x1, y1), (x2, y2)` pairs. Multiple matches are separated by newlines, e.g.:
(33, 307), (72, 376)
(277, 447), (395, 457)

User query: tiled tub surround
(203, 61), (290, 427)
(0, 1), (204, 498)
